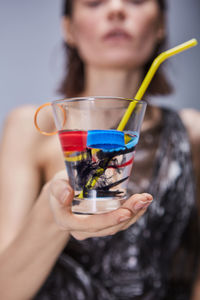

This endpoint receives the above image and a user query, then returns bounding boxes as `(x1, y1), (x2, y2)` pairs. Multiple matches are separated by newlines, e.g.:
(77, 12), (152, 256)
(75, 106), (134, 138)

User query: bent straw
(79, 38), (198, 199)
(117, 38), (198, 131)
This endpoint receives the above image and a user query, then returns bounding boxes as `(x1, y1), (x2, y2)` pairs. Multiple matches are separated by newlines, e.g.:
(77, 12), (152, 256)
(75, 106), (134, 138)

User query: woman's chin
(96, 60), (138, 70)
(89, 53), (142, 70)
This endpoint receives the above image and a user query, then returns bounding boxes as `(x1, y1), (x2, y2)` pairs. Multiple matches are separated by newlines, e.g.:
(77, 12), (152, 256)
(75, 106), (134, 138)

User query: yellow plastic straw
(79, 38), (198, 199)
(117, 38), (198, 131)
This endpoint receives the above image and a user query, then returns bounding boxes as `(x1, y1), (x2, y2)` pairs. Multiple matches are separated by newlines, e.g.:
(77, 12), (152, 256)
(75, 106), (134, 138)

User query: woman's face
(63, 0), (164, 69)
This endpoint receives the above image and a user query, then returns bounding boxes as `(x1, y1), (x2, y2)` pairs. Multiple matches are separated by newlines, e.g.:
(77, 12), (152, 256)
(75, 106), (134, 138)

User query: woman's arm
(0, 181), (70, 300)
(0, 106), (43, 252)
(0, 107), (70, 299)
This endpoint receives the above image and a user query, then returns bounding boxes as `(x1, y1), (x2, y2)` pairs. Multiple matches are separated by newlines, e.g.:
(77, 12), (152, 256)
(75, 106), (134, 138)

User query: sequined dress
(35, 108), (198, 300)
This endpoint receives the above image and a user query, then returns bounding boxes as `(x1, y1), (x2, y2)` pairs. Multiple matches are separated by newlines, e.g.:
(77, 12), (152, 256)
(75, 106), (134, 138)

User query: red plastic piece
(58, 131), (87, 152)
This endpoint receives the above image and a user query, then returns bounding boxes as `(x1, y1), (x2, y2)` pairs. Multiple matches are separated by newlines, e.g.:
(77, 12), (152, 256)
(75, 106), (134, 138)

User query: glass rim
(52, 96), (147, 105)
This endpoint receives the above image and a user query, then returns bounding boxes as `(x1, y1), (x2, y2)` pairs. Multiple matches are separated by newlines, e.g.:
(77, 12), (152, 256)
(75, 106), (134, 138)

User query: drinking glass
(51, 96), (147, 214)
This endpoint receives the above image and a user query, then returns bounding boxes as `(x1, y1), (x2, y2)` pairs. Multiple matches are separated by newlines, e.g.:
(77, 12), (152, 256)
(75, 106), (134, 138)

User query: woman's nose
(107, 0), (127, 21)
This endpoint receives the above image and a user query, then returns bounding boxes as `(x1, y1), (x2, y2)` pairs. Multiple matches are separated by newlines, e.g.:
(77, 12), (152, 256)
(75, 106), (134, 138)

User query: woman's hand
(49, 171), (153, 240)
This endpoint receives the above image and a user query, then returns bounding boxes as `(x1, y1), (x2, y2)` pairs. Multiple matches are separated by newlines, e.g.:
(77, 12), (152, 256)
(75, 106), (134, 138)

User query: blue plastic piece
(87, 130), (125, 150)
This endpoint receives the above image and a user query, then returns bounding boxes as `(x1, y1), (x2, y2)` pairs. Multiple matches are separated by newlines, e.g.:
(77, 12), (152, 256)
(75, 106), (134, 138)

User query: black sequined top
(35, 108), (199, 300)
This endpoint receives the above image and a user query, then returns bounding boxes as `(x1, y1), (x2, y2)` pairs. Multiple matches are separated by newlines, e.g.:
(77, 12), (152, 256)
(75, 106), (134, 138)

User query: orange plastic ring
(34, 102), (66, 136)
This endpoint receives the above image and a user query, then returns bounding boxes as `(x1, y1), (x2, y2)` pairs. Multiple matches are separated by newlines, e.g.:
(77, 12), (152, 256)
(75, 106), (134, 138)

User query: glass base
(72, 196), (127, 215)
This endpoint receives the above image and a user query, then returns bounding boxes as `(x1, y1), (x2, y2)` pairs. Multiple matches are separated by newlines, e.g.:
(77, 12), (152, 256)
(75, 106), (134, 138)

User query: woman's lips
(103, 29), (132, 42)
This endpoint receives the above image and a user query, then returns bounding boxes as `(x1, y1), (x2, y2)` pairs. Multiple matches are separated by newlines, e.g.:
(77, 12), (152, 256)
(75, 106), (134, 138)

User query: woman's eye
(84, 0), (102, 7)
(129, 0), (146, 4)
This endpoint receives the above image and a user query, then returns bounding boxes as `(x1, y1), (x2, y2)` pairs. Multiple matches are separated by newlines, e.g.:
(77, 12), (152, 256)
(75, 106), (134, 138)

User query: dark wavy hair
(58, 0), (172, 97)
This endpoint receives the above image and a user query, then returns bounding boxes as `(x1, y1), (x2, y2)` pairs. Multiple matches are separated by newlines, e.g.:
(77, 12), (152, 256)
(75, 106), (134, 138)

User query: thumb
(49, 179), (74, 230)
(50, 178), (74, 210)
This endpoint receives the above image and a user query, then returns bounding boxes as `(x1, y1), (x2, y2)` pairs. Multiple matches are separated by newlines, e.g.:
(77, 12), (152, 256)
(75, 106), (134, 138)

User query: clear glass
(52, 96), (147, 214)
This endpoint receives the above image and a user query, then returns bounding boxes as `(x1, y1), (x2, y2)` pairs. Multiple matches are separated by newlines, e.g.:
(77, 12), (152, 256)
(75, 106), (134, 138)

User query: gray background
(0, 0), (200, 130)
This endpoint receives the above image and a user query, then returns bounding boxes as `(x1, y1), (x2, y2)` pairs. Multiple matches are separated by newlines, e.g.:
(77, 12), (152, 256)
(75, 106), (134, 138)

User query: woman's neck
(81, 66), (143, 99)
(79, 65), (162, 131)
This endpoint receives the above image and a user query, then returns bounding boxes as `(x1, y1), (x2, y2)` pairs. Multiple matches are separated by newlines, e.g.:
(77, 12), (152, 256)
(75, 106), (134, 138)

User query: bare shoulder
(2, 104), (53, 141)
(2, 105), (37, 140)
(4, 105), (37, 127)
(179, 108), (200, 145)
(0, 105), (47, 156)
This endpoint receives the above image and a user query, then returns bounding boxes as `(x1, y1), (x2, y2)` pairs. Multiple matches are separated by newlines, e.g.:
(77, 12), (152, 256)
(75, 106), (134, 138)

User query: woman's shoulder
(5, 104), (37, 124)
(1, 105), (48, 152)
(179, 108), (200, 145)
(179, 109), (200, 184)
(3, 105), (40, 139)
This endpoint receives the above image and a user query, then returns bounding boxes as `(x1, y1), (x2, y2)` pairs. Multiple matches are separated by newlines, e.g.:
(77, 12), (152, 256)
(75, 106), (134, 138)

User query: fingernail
(142, 193), (153, 201)
(60, 188), (70, 204)
(133, 200), (152, 212)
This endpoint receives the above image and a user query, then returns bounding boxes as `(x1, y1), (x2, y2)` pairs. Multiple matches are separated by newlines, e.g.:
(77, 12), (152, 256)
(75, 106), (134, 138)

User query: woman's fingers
(120, 204), (150, 230)
(121, 193), (153, 213)
(50, 178), (132, 231)
(71, 207), (132, 232)
(71, 193), (153, 233)
(49, 176), (74, 230)
(49, 176), (153, 237)
(71, 199), (152, 240)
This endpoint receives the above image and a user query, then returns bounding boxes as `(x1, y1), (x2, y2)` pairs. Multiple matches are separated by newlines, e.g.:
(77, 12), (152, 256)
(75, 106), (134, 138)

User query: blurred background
(0, 0), (200, 130)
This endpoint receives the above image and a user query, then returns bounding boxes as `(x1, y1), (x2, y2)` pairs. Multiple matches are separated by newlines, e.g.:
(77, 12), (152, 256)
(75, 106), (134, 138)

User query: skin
(0, 0), (199, 299)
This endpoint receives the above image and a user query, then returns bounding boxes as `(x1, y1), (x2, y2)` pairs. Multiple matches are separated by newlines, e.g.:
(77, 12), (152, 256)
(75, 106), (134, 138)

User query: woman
(0, 0), (199, 299)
